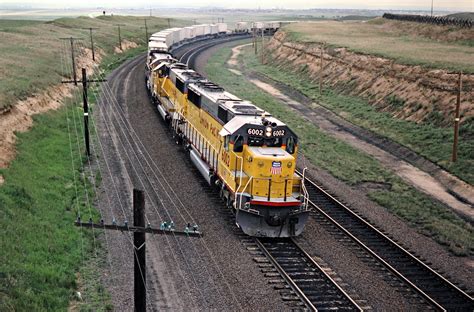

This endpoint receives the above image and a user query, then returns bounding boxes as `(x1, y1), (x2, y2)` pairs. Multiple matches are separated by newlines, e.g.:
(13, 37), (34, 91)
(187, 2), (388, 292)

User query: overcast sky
(3, 0), (473, 11)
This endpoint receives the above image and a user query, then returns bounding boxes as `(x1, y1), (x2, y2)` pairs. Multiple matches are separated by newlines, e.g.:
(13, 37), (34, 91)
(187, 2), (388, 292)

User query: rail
(296, 169), (474, 311)
(255, 238), (362, 311)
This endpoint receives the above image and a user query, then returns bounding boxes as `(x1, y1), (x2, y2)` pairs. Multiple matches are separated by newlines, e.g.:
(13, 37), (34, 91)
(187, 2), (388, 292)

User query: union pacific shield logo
(270, 161), (282, 175)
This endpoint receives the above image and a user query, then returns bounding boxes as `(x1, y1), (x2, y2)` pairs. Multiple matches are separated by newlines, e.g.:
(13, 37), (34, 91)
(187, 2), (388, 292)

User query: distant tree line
(383, 13), (472, 29)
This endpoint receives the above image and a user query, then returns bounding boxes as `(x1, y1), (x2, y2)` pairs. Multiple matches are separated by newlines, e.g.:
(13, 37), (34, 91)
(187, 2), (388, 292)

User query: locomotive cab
(218, 117), (309, 237)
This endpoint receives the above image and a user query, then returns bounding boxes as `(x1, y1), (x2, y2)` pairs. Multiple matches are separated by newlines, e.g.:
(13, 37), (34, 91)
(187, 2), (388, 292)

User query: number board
(246, 128), (286, 137)
(247, 128), (264, 136)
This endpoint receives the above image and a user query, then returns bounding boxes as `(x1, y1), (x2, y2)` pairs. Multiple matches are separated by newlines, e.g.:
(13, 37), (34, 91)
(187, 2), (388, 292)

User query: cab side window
(286, 136), (295, 154)
(233, 135), (243, 153)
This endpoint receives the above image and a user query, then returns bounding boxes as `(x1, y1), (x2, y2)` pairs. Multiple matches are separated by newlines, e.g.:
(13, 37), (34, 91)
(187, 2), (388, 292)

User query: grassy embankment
(285, 19), (474, 71)
(205, 43), (473, 256)
(0, 16), (168, 311)
(0, 16), (189, 111)
(254, 20), (474, 184)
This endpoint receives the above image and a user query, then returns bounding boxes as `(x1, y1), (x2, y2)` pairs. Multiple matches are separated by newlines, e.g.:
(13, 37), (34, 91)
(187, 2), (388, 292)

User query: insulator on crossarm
(124, 220), (128, 227)
(100, 219), (104, 225)
(112, 218), (116, 226)
(89, 217), (93, 224)
(147, 222), (151, 229)
(77, 216), (81, 223)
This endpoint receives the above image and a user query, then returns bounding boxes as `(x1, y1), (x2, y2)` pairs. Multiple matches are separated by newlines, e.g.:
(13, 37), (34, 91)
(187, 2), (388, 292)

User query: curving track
(256, 238), (362, 311)
(173, 34), (251, 68)
(100, 33), (473, 310)
(95, 34), (291, 310)
(298, 170), (474, 311)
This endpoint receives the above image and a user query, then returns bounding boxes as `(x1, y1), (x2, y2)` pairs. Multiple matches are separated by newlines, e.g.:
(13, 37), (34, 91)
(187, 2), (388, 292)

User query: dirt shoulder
(248, 73), (473, 220)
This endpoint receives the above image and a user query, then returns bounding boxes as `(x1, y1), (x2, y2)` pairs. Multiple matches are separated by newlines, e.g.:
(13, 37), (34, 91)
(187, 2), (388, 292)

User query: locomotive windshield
(247, 136), (282, 147)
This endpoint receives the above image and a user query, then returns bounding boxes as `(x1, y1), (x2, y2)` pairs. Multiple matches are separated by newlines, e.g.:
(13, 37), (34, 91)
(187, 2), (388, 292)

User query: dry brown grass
(285, 19), (474, 73)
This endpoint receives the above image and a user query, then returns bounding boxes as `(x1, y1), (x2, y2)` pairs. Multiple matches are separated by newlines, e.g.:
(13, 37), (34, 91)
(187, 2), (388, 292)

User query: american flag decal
(270, 161), (282, 175)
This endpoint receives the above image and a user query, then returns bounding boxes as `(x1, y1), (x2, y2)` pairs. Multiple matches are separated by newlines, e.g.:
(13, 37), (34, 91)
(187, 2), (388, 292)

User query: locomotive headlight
(287, 162), (293, 168)
(265, 126), (272, 137)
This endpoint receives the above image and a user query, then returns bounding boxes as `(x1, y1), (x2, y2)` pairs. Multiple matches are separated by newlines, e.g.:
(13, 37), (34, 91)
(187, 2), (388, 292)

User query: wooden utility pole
(319, 43), (325, 95)
(133, 189), (146, 312)
(261, 28), (264, 64)
(82, 28), (98, 61)
(431, 0), (434, 17)
(167, 18), (171, 27)
(81, 68), (90, 157)
(75, 189), (202, 311)
(62, 68), (106, 157)
(452, 72), (462, 162)
(254, 29), (257, 54)
(60, 37), (81, 85)
(251, 28), (254, 47)
(141, 19), (149, 43)
(116, 24), (125, 51)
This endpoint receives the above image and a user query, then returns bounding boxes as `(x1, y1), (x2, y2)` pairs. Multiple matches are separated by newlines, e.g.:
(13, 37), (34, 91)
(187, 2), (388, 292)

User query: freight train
(235, 21), (296, 34)
(145, 24), (309, 237)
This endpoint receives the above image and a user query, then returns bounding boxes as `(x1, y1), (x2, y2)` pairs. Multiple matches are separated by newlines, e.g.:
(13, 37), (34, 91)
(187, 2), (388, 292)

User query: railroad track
(298, 170), (474, 311)
(256, 237), (362, 311)
(171, 34), (473, 310)
(174, 34), (251, 68)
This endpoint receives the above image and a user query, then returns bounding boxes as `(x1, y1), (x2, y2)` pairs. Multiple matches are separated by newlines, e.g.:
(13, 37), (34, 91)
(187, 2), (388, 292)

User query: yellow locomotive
(146, 50), (309, 237)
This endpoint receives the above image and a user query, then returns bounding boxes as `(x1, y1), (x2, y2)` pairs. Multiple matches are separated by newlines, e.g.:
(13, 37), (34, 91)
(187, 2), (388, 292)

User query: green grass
(242, 45), (474, 185)
(205, 42), (473, 256)
(0, 102), (106, 310)
(284, 20), (474, 73)
(0, 32), (147, 311)
(0, 16), (190, 111)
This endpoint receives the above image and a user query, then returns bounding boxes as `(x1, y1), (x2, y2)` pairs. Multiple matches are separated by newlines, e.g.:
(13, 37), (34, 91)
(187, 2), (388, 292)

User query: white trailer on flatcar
(203, 24), (211, 36)
(236, 22), (249, 32)
(217, 23), (227, 34)
(183, 26), (194, 40)
(210, 24), (219, 35)
(193, 24), (205, 37)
